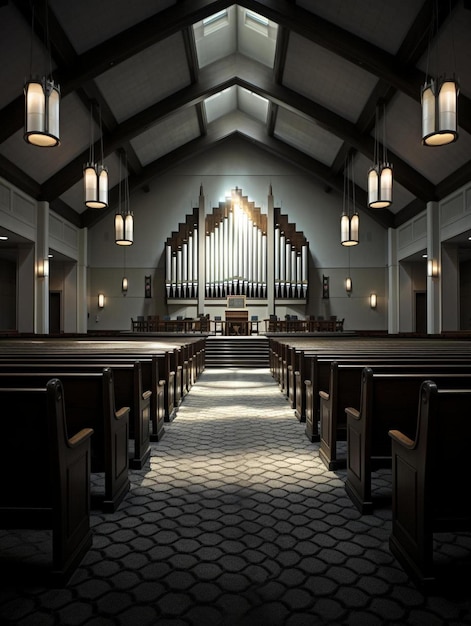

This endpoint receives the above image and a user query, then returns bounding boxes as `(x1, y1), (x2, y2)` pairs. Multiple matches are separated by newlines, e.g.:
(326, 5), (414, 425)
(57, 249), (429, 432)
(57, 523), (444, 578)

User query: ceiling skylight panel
(245, 10), (269, 36)
(203, 9), (229, 36)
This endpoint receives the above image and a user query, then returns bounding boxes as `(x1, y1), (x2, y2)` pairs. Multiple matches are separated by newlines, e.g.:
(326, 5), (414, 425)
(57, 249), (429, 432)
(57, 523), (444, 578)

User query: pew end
(388, 381), (471, 589)
(0, 380), (94, 585)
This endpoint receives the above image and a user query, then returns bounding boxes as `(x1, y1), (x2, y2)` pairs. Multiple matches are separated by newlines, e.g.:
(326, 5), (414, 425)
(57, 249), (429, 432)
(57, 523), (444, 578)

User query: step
(205, 336), (269, 368)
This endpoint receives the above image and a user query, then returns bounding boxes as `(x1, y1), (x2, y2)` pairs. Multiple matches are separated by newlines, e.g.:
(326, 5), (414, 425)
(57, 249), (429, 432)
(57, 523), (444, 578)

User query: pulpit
(225, 310), (249, 335)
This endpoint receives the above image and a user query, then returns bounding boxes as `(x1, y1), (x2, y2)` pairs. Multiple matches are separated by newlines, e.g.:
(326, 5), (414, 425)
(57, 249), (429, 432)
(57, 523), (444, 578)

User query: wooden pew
(303, 353), (471, 443)
(319, 361), (471, 470)
(0, 360), (154, 468)
(389, 381), (471, 589)
(0, 369), (130, 513)
(0, 354), (169, 437)
(0, 379), (93, 585)
(345, 368), (471, 514)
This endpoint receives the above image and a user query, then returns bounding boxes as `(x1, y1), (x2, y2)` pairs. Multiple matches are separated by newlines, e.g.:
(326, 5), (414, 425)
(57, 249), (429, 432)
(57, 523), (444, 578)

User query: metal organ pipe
(166, 190), (307, 303)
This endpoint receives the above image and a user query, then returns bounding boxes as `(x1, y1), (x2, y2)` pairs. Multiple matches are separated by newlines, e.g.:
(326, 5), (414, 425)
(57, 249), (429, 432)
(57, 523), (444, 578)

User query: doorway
(49, 291), (61, 334)
(415, 291), (426, 334)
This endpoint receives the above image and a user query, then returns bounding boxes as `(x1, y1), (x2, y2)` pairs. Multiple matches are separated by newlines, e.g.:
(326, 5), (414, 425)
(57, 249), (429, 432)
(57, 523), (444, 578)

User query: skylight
(245, 10), (269, 36)
(203, 9), (229, 36)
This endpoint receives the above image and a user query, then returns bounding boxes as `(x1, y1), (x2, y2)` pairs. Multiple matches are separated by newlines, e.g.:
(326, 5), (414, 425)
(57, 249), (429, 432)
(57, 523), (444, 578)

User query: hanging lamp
(121, 248), (128, 294)
(24, 1), (60, 147)
(341, 156), (359, 247)
(368, 101), (393, 208)
(84, 101), (108, 209)
(421, 1), (459, 146)
(115, 152), (134, 246)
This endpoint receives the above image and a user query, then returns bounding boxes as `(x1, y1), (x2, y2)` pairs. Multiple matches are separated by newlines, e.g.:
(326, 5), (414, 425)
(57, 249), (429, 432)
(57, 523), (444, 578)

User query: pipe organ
(274, 208), (308, 299)
(165, 208), (199, 299)
(204, 188), (268, 298)
(165, 188), (308, 301)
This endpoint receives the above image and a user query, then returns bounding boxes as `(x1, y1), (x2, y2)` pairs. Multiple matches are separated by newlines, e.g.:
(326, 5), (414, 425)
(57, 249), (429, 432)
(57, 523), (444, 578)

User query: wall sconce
(98, 293), (105, 309)
(427, 259), (439, 278)
(345, 276), (352, 295)
(121, 277), (128, 295)
(37, 258), (49, 278)
(369, 293), (377, 309)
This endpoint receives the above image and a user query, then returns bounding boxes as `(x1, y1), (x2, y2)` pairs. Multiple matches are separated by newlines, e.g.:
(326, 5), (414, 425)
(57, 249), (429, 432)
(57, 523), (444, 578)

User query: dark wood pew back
(389, 382), (471, 588)
(0, 360), (152, 469)
(0, 369), (130, 512)
(0, 379), (94, 584)
(319, 361), (471, 470)
(345, 368), (471, 514)
(303, 354), (471, 442)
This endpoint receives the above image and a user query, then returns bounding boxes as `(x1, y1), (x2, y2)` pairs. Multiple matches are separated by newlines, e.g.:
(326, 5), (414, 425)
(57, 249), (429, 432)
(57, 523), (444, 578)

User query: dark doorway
(49, 291), (61, 334)
(415, 291), (426, 334)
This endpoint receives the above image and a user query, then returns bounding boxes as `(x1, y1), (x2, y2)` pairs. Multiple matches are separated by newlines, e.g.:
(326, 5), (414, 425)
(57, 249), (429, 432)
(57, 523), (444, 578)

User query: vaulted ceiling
(0, 0), (470, 236)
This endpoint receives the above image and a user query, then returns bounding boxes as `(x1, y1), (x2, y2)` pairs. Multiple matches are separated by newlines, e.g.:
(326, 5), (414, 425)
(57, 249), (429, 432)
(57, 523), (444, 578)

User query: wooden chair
(389, 381), (471, 588)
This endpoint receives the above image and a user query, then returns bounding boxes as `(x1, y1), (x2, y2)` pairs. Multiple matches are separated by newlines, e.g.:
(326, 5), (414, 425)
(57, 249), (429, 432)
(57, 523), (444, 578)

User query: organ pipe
(166, 187), (307, 301)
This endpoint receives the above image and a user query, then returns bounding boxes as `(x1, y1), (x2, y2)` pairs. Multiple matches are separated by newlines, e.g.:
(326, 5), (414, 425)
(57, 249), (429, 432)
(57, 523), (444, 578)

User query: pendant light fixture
(345, 247), (352, 296)
(121, 248), (128, 295)
(24, 1), (60, 147)
(341, 156), (359, 247)
(368, 101), (393, 208)
(115, 151), (134, 246)
(84, 101), (108, 209)
(421, 0), (459, 146)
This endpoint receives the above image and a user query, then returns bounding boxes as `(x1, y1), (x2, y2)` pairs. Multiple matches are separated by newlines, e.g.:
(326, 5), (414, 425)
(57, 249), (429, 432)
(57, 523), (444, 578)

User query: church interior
(1, 1), (471, 624)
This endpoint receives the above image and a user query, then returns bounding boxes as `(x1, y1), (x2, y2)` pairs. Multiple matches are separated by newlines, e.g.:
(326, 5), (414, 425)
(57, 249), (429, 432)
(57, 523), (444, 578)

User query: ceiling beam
(82, 114), (394, 230)
(40, 54), (435, 206)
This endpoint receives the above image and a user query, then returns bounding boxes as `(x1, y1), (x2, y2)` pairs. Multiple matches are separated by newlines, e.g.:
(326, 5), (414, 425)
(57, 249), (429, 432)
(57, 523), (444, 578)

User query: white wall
(87, 137), (388, 331)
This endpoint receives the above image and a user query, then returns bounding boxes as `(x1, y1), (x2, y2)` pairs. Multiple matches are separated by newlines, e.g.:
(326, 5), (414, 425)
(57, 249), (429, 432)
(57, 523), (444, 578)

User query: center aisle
(2, 368), (470, 626)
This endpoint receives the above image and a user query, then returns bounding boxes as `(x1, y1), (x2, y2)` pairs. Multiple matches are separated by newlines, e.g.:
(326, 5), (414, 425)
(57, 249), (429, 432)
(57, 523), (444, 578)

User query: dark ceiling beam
(0, 154), (41, 200)
(0, 0), (234, 143)
(3, 0), (468, 146)
(244, 0), (471, 137)
(41, 54), (435, 205)
(82, 113), (394, 230)
(393, 198), (428, 228)
(231, 66), (436, 201)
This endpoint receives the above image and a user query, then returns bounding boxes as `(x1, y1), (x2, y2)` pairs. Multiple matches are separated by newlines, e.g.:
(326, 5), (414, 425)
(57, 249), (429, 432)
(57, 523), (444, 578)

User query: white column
(387, 227), (399, 334)
(441, 242), (459, 331)
(426, 201), (441, 334)
(77, 226), (88, 333)
(35, 201), (49, 334)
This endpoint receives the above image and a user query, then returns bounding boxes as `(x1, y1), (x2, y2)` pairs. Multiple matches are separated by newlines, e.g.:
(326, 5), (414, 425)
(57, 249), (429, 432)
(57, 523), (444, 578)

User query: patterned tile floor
(1, 368), (471, 625)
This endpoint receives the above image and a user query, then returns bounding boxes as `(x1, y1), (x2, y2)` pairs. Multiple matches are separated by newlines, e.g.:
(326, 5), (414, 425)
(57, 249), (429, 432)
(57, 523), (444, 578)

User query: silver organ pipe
(279, 233), (286, 297)
(247, 219), (253, 297)
(166, 244), (172, 298)
(205, 233), (210, 298)
(193, 226), (198, 297)
(274, 226), (280, 298)
(285, 241), (291, 298)
(182, 242), (188, 297)
(166, 188), (307, 301)
(228, 210), (233, 293)
(261, 233), (267, 298)
(302, 244), (307, 298)
(171, 253), (177, 297)
(257, 229), (265, 298)
(291, 247), (296, 284)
